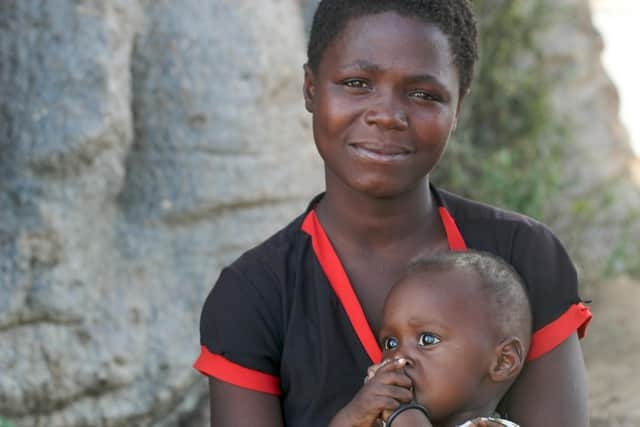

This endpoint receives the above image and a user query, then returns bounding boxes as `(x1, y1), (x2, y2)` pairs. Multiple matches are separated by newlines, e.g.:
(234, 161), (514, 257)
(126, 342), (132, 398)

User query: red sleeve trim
(438, 207), (467, 251)
(193, 346), (282, 395)
(527, 302), (592, 361)
(301, 210), (383, 364)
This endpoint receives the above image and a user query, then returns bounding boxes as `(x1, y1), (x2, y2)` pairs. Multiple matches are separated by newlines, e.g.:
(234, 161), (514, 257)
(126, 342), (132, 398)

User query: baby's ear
(302, 63), (315, 113)
(488, 336), (526, 383)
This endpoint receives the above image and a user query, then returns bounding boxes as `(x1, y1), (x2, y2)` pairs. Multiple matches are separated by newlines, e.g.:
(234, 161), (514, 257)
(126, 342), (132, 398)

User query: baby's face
(379, 268), (499, 425)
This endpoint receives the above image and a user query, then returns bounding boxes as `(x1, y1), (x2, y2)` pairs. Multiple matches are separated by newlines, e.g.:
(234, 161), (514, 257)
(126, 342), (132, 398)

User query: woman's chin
(344, 176), (425, 200)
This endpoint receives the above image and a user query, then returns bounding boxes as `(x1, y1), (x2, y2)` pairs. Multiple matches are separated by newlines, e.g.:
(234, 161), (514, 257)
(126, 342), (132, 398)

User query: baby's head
(307, 0), (478, 98)
(379, 250), (532, 426)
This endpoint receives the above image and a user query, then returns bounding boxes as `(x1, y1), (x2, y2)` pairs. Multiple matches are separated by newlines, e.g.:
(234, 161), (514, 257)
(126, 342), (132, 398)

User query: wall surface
(0, 1), (321, 426)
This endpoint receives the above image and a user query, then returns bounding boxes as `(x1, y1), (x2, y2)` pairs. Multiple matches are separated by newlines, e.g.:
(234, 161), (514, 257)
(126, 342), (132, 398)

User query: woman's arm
(505, 334), (589, 426)
(209, 378), (284, 427)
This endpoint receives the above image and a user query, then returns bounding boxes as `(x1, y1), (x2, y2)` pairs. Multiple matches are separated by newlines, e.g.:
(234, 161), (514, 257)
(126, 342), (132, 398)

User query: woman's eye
(343, 79), (369, 89)
(418, 333), (441, 346)
(383, 336), (398, 351)
(410, 90), (438, 102)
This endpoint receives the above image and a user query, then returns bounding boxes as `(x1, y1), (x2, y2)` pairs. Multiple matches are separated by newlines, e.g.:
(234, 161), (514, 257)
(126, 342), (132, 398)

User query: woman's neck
(315, 177), (439, 250)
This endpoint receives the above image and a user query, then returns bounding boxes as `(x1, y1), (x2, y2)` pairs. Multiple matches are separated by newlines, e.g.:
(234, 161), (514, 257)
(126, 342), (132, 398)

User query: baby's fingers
(379, 357), (410, 372)
(376, 383), (413, 403)
(365, 357), (410, 383)
(350, 389), (405, 423)
(373, 369), (413, 390)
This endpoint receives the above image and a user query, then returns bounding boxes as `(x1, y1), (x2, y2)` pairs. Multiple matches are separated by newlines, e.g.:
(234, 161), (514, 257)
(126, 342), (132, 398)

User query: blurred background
(0, 0), (638, 426)
(591, 0), (640, 156)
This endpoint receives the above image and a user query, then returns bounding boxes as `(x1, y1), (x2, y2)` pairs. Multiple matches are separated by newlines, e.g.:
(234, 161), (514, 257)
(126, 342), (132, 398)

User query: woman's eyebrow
(340, 61), (448, 87)
(404, 73), (445, 86)
(340, 59), (383, 73)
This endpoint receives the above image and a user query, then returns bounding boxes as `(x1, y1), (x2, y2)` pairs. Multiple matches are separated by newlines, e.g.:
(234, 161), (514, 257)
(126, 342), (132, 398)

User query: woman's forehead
(329, 13), (451, 61)
(320, 12), (459, 87)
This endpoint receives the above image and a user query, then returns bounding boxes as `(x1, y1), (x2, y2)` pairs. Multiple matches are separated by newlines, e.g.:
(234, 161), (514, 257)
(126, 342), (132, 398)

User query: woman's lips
(348, 142), (412, 162)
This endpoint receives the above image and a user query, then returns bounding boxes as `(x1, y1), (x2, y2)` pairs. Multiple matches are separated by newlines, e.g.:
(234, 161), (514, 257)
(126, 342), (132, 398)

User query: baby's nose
(394, 355), (415, 368)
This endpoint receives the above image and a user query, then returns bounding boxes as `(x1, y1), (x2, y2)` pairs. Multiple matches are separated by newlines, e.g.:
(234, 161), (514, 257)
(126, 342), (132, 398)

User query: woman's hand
(329, 358), (414, 427)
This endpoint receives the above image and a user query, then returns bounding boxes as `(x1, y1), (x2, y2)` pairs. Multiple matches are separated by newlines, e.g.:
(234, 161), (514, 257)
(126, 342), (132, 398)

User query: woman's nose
(363, 94), (408, 130)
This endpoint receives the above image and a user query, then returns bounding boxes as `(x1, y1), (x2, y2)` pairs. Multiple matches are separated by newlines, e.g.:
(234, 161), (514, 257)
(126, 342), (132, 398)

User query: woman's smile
(348, 140), (414, 162)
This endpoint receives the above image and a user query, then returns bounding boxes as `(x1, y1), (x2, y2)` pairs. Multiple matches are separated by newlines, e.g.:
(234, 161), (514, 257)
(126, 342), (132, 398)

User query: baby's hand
(329, 358), (413, 427)
(364, 358), (402, 384)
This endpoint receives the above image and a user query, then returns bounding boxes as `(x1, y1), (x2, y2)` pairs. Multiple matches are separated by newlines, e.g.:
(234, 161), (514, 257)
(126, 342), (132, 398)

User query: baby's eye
(383, 336), (399, 351)
(343, 79), (369, 89)
(418, 333), (441, 346)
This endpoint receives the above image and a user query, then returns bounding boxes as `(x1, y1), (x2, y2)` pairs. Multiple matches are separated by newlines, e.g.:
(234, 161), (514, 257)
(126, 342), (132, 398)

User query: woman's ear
(489, 336), (526, 383)
(303, 63), (315, 113)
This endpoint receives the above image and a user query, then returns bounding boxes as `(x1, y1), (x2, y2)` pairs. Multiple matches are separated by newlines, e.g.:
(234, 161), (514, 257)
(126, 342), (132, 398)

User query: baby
(331, 250), (531, 427)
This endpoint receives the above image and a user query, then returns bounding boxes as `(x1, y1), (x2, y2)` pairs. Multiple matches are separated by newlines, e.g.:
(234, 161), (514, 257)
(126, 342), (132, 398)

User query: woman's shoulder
(437, 186), (542, 227)
(222, 197), (321, 289)
(435, 186), (558, 244)
(206, 206), (313, 324)
(435, 187), (586, 337)
(227, 211), (308, 276)
(435, 186), (572, 267)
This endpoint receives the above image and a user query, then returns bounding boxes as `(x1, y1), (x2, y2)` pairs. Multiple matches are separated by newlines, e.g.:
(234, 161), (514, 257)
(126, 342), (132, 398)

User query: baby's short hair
(307, 0), (479, 97)
(406, 250), (532, 343)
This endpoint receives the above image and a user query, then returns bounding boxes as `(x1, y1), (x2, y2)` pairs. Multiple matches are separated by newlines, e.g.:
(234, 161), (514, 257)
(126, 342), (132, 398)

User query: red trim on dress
(527, 302), (593, 361)
(194, 345), (282, 395)
(301, 211), (383, 364)
(438, 207), (467, 251)
(300, 206), (468, 364)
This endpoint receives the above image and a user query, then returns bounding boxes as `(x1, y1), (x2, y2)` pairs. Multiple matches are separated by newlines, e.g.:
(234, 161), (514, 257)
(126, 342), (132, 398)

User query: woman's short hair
(307, 0), (479, 97)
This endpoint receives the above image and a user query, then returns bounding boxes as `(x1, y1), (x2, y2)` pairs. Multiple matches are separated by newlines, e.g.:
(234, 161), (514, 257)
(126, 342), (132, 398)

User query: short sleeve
(194, 265), (283, 395)
(509, 223), (592, 361)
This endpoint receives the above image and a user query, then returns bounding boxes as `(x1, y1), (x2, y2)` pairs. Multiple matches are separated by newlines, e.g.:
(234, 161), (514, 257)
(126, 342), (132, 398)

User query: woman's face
(304, 11), (460, 198)
(379, 269), (498, 425)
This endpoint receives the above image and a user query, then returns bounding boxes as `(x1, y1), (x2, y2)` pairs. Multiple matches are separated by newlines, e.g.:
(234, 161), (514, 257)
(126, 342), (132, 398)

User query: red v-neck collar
(437, 206), (467, 251)
(300, 203), (467, 364)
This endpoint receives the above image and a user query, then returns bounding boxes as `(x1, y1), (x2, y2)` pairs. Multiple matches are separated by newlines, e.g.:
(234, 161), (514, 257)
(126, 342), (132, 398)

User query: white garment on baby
(458, 417), (519, 427)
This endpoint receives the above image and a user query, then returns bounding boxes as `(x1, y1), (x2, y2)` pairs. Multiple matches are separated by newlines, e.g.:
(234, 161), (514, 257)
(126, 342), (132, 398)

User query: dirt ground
(583, 276), (640, 427)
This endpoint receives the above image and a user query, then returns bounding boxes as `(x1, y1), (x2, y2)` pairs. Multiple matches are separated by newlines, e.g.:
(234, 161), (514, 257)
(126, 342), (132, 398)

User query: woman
(195, 1), (592, 426)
